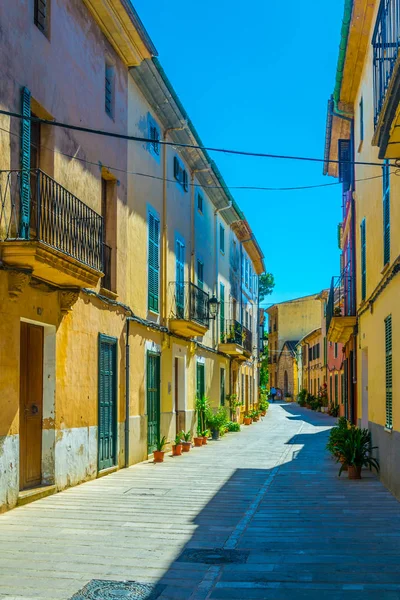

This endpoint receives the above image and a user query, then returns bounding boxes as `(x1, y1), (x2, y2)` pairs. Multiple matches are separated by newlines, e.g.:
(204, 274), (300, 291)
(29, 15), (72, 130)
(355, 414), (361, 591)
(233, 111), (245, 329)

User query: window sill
(100, 287), (118, 300)
(148, 308), (160, 317)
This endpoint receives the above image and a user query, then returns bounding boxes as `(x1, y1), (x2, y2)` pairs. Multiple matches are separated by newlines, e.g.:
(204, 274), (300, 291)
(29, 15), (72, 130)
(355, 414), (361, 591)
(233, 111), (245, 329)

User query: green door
(196, 362), (205, 400)
(147, 352), (161, 453)
(98, 335), (117, 471)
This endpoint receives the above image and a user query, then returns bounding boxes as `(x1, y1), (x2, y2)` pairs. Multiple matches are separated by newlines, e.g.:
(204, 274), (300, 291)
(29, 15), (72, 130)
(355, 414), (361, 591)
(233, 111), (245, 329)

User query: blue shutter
(20, 86), (31, 239)
(385, 315), (393, 429)
(338, 139), (352, 191)
(176, 240), (185, 318)
(148, 213), (160, 312)
(383, 161), (390, 265)
(361, 219), (366, 301)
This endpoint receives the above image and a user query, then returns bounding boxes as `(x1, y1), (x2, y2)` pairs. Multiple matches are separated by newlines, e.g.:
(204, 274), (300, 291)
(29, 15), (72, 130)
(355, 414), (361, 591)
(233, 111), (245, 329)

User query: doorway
(98, 335), (117, 471)
(147, 352), (161, 454)
(361, 348), (369, 429)
(20, 322), (44, 490)
(174, 355), (186, 434)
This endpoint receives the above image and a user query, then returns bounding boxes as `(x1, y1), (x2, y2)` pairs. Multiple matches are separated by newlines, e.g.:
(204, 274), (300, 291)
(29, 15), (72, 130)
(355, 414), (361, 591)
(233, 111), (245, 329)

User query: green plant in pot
(207, 407), (227, 440)
(326, 417), (350, 469)
(335, 426), (379, 479)
(227, 421), (241, 432)
(250, 409), (260, 421)
(154, 435), (168, 463)
(196, 395), (210, 438)
(226, 394), (241, 421)
(259, 398), (269, 415)
(180, 430), (192, 452)
(172, 433), (183, 457)
(243, 413), (252, 425)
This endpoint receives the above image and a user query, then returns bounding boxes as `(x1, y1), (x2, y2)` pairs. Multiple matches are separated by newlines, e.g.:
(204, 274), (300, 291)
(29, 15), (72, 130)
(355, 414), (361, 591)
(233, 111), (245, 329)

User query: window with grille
(383, 160), (391, 266)
(173, 156), (189, 191)
(105, 63), (114, 118)
(385, 315), (393, 429)
(148, 212), (160, 313)
(34, 0), (49, 36)
(361, 218), (366, 301)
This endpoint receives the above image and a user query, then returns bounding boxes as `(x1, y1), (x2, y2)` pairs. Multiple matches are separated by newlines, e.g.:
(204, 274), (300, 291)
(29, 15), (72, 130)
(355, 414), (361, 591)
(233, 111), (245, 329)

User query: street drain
(178, 548), (249, 565)
(70, 580), (166, 600)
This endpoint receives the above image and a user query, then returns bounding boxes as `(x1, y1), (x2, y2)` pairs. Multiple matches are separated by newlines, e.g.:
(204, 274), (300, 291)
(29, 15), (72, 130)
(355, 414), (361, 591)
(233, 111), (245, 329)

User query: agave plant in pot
(335, 426), (379, 480)
(172, 433), (183, 457)
(180, 430), (192, 452)
(153, 436), (168, 463)
(207, 407), (228, 440)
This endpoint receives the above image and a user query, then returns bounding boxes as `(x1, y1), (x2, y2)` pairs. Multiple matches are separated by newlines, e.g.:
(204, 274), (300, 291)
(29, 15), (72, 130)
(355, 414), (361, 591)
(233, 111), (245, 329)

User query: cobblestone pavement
(1, 404), (400, 600)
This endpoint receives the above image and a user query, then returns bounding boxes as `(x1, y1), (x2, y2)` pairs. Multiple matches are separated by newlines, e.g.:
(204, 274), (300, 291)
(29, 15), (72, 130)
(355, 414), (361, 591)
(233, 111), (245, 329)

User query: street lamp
(208, 295), (219, 319)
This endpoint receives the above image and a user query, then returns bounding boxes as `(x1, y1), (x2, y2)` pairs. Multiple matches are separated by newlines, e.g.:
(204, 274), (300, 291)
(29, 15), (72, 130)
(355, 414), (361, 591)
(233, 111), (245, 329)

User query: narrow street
(0, 405), (399, 600)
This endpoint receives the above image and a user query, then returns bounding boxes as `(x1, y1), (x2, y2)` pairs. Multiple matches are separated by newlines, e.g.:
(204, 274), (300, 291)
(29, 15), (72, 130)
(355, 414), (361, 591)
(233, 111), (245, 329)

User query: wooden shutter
(383, 161), (390, 265)
(98, 335), (117, 471)
(220, 283), (225, 339)
(20, 87), (31, 239)
(385, 315), (393, 429)
(148, 213), (160, 312)
(361, 219), (366, 300)
(338, 139), (352, 191)
(176, 240), (185, 317)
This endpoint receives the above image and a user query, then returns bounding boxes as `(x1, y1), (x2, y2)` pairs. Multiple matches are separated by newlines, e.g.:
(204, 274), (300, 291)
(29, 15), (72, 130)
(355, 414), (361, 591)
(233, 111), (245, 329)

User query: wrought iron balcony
(169, 281), (210, 337)
(0, 169), (104, 287)
(326, 265), (356, 344)
(219, 319), (253, 359)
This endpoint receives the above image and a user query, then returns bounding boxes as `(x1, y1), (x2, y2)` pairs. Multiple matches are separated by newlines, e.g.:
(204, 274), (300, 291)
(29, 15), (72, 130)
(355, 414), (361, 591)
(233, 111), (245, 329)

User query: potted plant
(193, 434), (203, 447)
(335, 426), (379, 479)
(326, 417), (350, 469)
(180, 430), (192, 452)
(154, 436), (167, 463)
(172, 433), (183, 456)
(207, 407), (227, 440)
(251, 409), (260, 422)
(259, 398), (269, 416)
(226, 421), (241, 432)
(243, 413), (252, 426)
(297, 389), (307, 407)
(226, 394), (241, 421)
(201, 429), (209, 445)
(196, 395), (210, 438)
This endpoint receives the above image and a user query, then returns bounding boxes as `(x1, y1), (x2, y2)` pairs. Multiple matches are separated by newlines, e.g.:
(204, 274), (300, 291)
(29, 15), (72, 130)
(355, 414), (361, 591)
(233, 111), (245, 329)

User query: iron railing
(102, 244), (112, 290)
(0, 169), (103, 271)
(221, 319), (253, 354)
(326, 265), (356, 334)
(373, 0), (400, 126)
(170, 281), (209, 328)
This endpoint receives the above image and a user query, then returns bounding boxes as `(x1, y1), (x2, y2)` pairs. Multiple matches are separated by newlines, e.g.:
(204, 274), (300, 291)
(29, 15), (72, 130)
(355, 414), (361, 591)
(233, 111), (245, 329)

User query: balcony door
(19, 322), (44, 490)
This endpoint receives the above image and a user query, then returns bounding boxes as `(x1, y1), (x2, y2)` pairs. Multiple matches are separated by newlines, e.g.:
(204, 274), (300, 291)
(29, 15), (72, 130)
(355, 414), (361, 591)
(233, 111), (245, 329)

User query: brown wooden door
(20, 322), (44, 490)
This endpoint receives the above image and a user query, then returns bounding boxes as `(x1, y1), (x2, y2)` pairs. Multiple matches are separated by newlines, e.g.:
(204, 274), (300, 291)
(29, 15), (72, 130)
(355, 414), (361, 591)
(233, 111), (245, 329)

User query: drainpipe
(213, 201), (232, 348)
(125, 318), (131, 468)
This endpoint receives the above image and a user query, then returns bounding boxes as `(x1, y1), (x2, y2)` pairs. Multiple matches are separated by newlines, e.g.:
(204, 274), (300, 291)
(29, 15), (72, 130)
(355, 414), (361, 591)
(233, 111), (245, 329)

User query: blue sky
(133, 0), (344, 306)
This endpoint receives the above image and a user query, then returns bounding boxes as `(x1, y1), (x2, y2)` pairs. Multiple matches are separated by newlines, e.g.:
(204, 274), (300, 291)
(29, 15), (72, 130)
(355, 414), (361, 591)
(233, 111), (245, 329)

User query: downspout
(125, 318), (131, 468)
(333, 0), (354, 117)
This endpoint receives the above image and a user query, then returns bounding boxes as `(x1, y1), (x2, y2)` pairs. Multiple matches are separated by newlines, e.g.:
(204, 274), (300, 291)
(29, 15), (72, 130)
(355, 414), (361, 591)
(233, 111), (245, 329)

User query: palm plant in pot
(207, 407), (227, 440)
(154, 436), (168, 463)
(172, 433), (183, 456)
(180, 430), (192, 452)
(335, 426), (379, 479)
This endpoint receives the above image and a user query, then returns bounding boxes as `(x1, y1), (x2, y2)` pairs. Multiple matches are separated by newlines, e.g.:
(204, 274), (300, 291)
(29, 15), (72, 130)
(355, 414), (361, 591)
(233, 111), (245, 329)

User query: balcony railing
(0, 169), (103, 271)
(221, 319), (253, 354)
(170, 281), (209, 328)
(373, 0), (400, 126)
(326, 265), (356, 334)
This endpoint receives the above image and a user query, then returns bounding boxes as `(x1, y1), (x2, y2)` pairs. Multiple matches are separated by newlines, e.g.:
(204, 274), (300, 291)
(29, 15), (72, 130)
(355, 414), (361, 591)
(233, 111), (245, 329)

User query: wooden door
(98, 335), (117, 471)
(147, 353), (160, 453)
(20, 322), (43, 490)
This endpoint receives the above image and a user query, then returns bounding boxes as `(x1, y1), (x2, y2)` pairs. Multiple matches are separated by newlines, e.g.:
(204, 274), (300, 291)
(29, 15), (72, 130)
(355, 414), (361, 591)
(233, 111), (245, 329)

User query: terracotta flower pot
(202, 436), (208, 445)
(172, 444), (182, 456)
(348, 465), (361, 480)
(261, 411), (267, 416)
(153, 450), (165, 463)
(194, 437), (203, 447)
(182, 441), (191, 452)
(244, 417), (252, 426)
(253, 416), (259, 422)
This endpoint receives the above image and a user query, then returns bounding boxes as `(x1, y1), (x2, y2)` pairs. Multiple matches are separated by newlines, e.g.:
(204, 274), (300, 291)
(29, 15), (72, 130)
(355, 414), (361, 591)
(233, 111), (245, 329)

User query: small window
(219, 224), (225, 253)
(105, 63), (115, 118)
(173, 156), (188, 191)
(197, 193), (203, 213)
(34, 0), (49, 36)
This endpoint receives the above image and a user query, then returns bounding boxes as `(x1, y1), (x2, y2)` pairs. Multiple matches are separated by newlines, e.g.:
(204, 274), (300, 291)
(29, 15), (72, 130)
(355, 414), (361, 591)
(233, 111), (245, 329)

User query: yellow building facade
(325, 0), (400, 496)
(0, 1), (265, 512)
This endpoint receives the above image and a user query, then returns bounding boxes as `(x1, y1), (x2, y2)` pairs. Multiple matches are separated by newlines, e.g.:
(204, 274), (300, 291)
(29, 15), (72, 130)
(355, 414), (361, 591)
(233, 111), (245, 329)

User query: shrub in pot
(243, 413), (252, 426)
(172, 434), (183, 456)
(335, 426), (379, 479)
(326, 417), (350, 467)
(201, 429), (209, 445)
(180, 430), (192, 452)
(154, 436), (168, 462)
(251, 409), (260, 422)
(297, 389), (307, 407)
(226, 421), (241, 432)
(207, 407), (228, 440)
(259, 398), (269, 416)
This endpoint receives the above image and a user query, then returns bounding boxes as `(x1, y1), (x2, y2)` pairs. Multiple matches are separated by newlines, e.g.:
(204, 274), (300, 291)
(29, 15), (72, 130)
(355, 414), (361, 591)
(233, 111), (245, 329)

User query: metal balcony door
(98, 335), (117, 471)
(176, 240), (185, 318)
(147, 352), (161, 453)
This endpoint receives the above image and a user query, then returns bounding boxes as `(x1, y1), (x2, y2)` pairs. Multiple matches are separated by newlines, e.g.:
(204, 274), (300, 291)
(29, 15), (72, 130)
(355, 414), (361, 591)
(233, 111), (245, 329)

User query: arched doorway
(284, 370), (288, 397)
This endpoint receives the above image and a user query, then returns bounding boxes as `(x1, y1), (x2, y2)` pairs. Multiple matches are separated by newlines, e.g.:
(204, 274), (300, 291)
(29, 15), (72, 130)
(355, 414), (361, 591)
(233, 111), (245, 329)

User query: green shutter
(361, 219), (366, 301)
(383, 161), (390, 266)
(176, 240), (185, 317)
(147, 352), (161, 453)
(196, 362), (205, 400)
(148, 213), (160, 312)
(220, 283), (225, 340)
(98, 335), (117, 471)
(20, 86), (31, 239)
(385, 315), (393, 429)
(220, 368), (225, 406)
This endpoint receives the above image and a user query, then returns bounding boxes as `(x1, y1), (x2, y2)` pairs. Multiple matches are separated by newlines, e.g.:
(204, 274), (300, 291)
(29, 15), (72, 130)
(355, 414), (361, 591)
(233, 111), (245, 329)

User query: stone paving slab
(1, 404), (400, 599)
